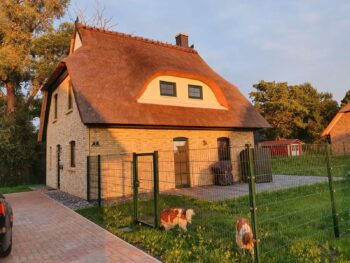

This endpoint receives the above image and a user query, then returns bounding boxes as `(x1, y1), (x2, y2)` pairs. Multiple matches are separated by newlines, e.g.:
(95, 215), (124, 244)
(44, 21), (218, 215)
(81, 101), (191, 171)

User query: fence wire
(86, 142), (350, 263)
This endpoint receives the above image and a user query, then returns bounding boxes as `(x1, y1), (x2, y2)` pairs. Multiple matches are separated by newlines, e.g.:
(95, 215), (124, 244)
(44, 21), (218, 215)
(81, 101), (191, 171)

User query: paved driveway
(3, 191), (158, 263)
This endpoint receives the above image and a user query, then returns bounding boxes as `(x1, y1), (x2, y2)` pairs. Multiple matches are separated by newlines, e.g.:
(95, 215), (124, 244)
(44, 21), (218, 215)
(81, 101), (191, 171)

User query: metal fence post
(153, 151), (160, 228)
(132, 153), (138, 224)
(325, 143), (340, 238)
(246, 144), (260, 263)
(97, 155), (101, 207)
(86, 156), (90, 202)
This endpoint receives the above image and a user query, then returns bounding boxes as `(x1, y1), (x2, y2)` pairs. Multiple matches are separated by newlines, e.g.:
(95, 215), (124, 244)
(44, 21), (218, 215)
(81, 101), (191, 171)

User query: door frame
(173, 137), (190, 188)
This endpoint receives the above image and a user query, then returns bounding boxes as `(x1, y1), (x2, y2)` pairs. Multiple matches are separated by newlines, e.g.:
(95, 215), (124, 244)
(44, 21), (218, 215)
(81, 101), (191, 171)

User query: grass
(77, 178), (350, 262)
(0, 185), (32, 194)
(272, 154), (350, 177)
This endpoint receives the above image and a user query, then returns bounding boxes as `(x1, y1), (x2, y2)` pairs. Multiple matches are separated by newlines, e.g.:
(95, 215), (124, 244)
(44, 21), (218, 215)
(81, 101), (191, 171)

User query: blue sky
(60, 0), (350, 102)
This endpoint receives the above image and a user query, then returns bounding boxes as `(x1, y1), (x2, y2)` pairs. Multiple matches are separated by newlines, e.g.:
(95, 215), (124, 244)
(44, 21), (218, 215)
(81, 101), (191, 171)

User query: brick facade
(46, 77), (255, 200)
(88, 128), (254, 199)
(46, 76), (89, 199)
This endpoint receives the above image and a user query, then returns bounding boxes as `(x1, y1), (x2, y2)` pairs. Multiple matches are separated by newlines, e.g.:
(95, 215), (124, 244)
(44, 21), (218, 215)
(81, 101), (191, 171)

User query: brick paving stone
(2, 191), (159, 263)
(170, 174), (340, 201)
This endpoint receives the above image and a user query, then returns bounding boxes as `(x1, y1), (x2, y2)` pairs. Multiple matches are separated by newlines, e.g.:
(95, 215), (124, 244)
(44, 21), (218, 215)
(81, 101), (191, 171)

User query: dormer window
(160, 81), (176, 97)
(188, 85), (203, 99)
(138, 75), (226, 110)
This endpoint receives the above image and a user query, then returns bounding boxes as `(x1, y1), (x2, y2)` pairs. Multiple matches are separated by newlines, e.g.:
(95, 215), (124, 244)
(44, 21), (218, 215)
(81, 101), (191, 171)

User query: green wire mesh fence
(85, 142), (350, 262)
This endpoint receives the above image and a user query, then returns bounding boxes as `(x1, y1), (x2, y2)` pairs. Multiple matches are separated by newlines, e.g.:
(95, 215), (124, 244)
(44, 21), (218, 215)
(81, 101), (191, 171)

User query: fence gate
(133, 151), (160, 228)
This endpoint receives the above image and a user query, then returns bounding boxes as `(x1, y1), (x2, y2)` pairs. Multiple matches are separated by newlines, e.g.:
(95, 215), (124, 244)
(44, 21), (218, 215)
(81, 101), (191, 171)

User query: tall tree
(250, 81), (339, 142)
(340, 90), (350, 108)
(0, 0), (70, 113)
(29, 22), (74, 103)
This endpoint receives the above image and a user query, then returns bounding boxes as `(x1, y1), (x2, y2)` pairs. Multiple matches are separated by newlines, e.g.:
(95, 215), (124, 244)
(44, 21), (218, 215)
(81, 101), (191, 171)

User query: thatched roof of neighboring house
(39, 23), (270, 141)
(322, 102), (350, 137)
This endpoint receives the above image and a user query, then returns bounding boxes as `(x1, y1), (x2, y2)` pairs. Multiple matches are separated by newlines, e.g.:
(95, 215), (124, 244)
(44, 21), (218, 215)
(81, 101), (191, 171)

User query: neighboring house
(260, 139), (304, 156)
(322, 103), (350, 153)
(38, 23), (270, 199)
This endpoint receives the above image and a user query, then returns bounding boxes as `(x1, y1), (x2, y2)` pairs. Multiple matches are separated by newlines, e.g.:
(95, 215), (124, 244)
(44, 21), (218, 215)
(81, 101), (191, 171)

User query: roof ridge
(77, 23), (198, 54)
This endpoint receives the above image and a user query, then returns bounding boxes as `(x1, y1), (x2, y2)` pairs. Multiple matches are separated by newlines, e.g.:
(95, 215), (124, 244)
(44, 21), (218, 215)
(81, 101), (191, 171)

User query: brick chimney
(175, 33), (189, 47)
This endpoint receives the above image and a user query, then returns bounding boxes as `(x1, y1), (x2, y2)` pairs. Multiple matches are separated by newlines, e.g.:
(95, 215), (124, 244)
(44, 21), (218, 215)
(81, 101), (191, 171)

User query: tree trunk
(5, 81), (15, 113)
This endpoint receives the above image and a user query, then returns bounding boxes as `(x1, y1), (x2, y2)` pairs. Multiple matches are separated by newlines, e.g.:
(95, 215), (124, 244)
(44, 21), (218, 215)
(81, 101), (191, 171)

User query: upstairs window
(68, 82), (73, 110)
(70, 141), (76, 167)
(188, 85), (203, 99)
(160, 81), (177, 97)
(54, 94), (58, 119)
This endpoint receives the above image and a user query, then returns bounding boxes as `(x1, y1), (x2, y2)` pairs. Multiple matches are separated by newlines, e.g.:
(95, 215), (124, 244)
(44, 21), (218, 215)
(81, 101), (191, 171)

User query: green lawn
(272, 154), (350, 177)
(0, 185), (32, 194)
(77, 178), (350, 262)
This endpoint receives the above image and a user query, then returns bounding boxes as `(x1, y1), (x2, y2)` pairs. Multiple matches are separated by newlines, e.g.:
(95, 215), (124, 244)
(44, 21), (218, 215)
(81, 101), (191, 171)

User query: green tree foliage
(0, 1), (73, 185)
(0, 96), (44, 185)
(250, 81), (339, 142)
(340, 90), (350, 108)
(0, 0), (71, 112)
(29, 22), (74, 100)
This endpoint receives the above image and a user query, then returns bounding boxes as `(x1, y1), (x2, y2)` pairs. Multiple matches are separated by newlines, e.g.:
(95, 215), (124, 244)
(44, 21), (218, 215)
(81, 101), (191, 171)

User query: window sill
(160, 95), (177, 98)
(66, 109), (73, 115)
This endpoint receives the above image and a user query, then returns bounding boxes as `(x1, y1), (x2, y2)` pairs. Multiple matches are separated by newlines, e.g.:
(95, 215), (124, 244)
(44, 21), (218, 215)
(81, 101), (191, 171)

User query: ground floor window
(49, 146), (52, 170)
(70, 141), (76, 167)
(217, 137), (231, 161)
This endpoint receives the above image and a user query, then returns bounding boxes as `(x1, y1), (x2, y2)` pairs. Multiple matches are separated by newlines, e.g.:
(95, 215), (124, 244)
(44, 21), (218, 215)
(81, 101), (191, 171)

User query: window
(188, 85), (203, 99)
(49, 146), (52, 170)
(217, 137), (231, 161)
(70, 141), (76, 167)
(54, 94), (58, 119)
(160, 81), (176, 97)
(291, 145), (299, 151)
(68, 82), (73, 110)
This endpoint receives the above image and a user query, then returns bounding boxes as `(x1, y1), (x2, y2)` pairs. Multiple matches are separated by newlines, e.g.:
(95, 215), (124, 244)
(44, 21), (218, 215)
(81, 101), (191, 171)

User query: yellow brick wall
(89, 128), (253, 199)
(45, 77), (254, 201)
(46, 76), (89, 199)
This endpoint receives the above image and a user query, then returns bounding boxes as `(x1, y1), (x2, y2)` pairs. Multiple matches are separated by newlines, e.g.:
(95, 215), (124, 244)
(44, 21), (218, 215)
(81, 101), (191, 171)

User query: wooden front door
(173, 138), (190, 188)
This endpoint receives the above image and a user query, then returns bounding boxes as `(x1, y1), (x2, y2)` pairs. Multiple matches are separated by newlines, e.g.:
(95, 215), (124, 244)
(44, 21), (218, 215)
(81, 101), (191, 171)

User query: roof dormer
(137, 74), (227, 110)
